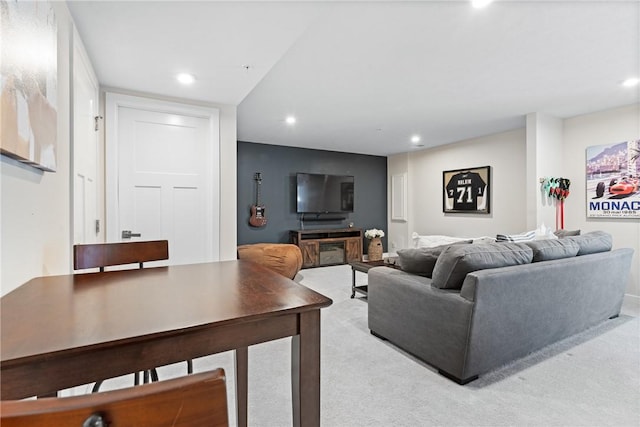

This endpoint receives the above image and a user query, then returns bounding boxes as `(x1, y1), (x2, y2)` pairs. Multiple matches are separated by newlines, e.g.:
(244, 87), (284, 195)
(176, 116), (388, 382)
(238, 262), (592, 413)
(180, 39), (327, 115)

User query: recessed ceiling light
(285, 116), (296, 125)
(471, 0), (494, 8)
(176, 73), (195, 85)
(622, 77), (640, 87)
(411, 135), (421, 144)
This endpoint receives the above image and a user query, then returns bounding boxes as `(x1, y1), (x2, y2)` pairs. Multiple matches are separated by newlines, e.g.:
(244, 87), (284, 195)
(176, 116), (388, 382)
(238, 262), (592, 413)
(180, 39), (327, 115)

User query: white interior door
(73, 30), (99, 245)
(106, 93), (219, 265)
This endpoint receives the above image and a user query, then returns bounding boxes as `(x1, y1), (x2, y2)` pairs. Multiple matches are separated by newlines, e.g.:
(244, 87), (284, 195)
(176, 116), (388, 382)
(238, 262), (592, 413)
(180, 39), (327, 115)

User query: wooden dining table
(0, 260), (333, 427)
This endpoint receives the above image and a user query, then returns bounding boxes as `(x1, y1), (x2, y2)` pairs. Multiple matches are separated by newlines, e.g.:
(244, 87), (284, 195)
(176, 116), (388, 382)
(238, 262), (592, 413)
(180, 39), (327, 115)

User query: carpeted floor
(77, 264), (640, 426)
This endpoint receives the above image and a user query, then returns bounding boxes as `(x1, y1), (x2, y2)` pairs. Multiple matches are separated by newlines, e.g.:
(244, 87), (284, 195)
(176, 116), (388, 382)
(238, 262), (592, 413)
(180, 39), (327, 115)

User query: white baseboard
(622, 294), (640, 317)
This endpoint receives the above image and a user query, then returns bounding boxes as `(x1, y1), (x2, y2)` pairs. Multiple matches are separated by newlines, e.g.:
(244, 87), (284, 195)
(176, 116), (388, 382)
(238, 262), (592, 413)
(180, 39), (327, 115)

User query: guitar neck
(256, 181), (262, 205)
(254, 173), (263, 206)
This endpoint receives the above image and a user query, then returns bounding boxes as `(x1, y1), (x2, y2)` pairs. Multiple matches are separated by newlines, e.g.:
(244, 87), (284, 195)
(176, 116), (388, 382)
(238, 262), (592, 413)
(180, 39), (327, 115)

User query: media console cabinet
(290, 228), (363, 268)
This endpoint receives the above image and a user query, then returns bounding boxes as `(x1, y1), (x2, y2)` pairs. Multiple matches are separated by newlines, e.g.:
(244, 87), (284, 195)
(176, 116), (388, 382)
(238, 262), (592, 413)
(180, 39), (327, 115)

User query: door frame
(105, 92), (220, 261)
(71, 27), (100, 245)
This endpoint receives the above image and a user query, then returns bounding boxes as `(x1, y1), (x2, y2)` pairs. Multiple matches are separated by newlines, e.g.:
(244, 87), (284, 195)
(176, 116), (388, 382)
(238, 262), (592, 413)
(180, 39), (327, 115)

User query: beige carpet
(71, 264), (640, 426)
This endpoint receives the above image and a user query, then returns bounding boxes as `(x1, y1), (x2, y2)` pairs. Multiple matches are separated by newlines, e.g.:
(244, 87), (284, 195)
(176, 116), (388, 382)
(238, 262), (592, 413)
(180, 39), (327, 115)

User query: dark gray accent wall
(238, 142), (388, 251)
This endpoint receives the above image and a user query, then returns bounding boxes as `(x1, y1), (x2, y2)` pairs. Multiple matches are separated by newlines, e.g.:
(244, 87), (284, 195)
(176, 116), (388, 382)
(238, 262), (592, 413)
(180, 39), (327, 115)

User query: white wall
(1, 2), (73, 296)
(1, 3), (238, 296)
(390, 128), (527, 244)
(218, 103), (238, 261)
(526, 113), (564, 230)
(389, 104), (639, 311)
(562, 104), (640, 310)
(387, 153), (410, 251)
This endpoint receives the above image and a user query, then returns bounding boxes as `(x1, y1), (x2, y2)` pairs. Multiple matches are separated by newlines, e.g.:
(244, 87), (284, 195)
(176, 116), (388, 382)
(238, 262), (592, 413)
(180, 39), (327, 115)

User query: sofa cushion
(397, 241), (472, 277)
(524, 239), (580, 262)
(431, 242), (533, 289)
(566, 231), (612, 255)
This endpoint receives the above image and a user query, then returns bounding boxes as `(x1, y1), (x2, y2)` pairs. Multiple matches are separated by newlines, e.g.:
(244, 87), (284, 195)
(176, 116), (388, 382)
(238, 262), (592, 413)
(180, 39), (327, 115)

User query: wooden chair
(73, 240), (170, 272)
(1, 369), (229, 427)
(73, 240), (193, 392)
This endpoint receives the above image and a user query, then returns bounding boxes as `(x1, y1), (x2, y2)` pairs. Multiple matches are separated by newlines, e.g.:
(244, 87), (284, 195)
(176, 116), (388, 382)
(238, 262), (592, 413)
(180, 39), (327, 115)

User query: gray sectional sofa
(367, 231), (634, 384)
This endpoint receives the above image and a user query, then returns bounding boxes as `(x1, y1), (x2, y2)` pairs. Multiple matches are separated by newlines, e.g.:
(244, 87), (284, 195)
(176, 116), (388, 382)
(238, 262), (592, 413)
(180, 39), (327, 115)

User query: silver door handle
(122, 230), (141, 239)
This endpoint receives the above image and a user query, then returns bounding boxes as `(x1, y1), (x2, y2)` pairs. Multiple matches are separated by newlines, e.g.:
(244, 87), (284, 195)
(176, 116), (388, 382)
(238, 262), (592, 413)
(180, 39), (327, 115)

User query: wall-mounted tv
(296, 173), (354, 214)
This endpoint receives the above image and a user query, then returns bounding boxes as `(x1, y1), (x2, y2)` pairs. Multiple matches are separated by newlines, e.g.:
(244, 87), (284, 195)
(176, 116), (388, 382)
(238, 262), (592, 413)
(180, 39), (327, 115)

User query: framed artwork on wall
(391, 172), (407, 221)
(443, 166), (491, 214)
(586, 140), (639, 219)
(0, 0), (58, 172)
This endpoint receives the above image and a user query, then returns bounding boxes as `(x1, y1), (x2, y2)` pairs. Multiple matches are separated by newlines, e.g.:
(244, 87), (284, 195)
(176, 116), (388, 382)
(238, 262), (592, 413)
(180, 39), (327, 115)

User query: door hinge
(94, 115), (103, 131)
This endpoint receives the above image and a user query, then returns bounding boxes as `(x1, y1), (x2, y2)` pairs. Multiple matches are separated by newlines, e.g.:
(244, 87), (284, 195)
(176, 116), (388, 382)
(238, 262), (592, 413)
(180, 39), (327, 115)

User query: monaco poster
(586, 140), (640, 218)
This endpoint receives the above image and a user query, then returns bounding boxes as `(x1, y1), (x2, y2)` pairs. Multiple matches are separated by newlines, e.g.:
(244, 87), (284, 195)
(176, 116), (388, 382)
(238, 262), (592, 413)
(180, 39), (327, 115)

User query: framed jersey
(443, 166), (491, 214)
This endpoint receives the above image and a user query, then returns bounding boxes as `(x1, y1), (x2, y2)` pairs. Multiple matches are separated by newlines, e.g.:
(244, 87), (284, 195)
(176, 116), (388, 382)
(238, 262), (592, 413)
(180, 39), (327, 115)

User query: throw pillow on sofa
(411, 233), (473, 248)
(397, 241), (472, 277)
(431, 242), (533, 290)
(565, 231), (612, 255)
(524, 239), (580, 262)
(497, 223), (558, 242)
(496, 230), (537, 242)
(411, 233), (497, 248)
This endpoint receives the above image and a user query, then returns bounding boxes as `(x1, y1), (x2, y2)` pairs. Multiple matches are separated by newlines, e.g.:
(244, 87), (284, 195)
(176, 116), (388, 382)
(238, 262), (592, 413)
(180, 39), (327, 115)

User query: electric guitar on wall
(249, 172), (267, 227)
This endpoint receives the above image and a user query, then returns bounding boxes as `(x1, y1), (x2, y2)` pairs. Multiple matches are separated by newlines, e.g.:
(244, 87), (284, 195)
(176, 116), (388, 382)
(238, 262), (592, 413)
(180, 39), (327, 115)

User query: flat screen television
(296, 173), (354, 214)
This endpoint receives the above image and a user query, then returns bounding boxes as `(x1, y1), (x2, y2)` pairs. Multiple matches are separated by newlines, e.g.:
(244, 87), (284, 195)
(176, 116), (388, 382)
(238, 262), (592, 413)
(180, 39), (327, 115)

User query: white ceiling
(67, 1), (640, 156)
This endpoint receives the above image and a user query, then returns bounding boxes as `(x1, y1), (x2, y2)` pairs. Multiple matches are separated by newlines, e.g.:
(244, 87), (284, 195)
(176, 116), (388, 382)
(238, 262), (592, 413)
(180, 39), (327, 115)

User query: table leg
(235, 346), (248, 427)
(351, 267), (356, 298)
(291, 310), (321, 427)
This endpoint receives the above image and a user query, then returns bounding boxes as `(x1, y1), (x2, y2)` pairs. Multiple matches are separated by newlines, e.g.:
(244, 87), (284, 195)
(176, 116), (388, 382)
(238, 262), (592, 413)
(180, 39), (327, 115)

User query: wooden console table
(290, 228), (362, 268)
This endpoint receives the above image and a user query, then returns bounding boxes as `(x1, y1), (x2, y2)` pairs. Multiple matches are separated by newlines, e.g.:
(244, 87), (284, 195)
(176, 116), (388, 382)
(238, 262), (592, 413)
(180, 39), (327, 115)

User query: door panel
(172, 187), (206, 265)
(345, 239), (362, 262)
(106, 94), (220, 265)
(300, 241), (319, 268)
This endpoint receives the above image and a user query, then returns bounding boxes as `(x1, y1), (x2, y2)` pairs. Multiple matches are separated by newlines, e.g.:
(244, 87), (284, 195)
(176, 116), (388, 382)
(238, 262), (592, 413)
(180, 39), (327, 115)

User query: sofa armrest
(367, 267), (474, 379)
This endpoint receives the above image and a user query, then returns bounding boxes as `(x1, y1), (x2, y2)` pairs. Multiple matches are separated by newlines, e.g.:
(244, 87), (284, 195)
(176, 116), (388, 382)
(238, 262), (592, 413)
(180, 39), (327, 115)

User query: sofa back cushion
(397, 241), (472, 277)
(431, 242), (533, 289)
(524, 239), (580, 262)
(565, 231), (612, 255)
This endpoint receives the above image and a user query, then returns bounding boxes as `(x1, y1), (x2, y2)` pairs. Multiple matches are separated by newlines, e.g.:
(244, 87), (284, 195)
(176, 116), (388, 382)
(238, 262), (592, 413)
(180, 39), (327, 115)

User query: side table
(349, 259), (400, 298)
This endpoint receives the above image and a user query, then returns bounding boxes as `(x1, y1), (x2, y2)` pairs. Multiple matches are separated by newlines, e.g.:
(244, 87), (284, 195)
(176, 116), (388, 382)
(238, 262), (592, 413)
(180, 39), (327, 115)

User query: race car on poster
(595, 176), (639, 198)
(608, 176), (639, 196)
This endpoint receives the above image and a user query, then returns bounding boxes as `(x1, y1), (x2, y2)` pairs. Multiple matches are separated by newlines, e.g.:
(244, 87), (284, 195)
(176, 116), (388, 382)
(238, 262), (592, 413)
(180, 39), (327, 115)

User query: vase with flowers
(365, 228), (385, 261)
